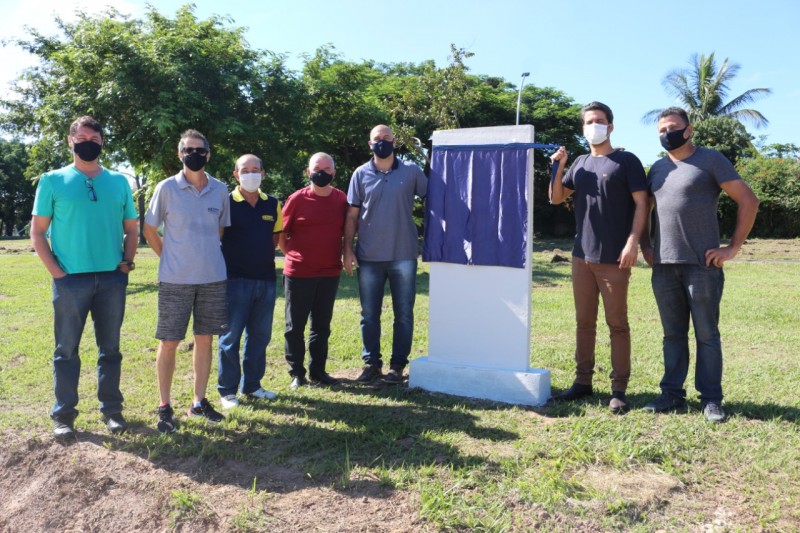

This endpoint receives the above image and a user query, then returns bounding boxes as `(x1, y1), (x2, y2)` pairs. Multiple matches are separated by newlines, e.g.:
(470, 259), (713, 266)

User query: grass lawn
(1, 237), (798, 531)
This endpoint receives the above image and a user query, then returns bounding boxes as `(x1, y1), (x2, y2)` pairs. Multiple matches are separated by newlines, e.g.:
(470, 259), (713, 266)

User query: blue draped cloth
(423, 144), (538, 269)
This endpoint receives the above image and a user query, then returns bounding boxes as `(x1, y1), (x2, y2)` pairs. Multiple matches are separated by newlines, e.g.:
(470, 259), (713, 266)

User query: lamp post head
(522, 72), (530, 77)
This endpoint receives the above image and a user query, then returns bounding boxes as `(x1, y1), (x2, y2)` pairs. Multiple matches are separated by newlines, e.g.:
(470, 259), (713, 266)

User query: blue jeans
(217, 278), (276, 396)
(652, 264), (725, 403)
(357, 259), (417, 368)
(51, 270), (128, 420)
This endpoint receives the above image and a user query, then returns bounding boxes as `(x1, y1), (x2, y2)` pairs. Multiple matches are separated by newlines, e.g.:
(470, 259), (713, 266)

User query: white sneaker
(246, 387), (277, 400)
(220, 394), (240, 409)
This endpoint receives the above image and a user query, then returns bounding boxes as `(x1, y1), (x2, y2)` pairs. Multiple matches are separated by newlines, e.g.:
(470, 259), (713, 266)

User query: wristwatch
(119, 260), (135, 271)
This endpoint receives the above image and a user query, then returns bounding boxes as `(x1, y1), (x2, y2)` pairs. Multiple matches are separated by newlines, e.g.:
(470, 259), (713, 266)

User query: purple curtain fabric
(423, 147), (529, 268)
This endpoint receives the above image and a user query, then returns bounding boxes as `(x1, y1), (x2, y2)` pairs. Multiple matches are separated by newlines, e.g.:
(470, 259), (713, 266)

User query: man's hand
(705, 245), (739, 268)
(550, 146), (568, 165)
(343, 250), (358, 275)
(618, 242), (638, 269)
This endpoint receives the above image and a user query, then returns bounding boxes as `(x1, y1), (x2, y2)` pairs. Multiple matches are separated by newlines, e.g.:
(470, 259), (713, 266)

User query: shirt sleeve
(123, 178), (138, 220)
(274, 199), (283, 233)
(346, 170), (362, 207)
(625, 153), (648, 193)
(32, 174), (54, 217)
(219, 187), (231, 228)
(144, 180), (165, 227)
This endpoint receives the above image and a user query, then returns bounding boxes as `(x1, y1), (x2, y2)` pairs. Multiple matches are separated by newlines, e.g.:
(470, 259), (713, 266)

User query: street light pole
(516, 72), (530, 125)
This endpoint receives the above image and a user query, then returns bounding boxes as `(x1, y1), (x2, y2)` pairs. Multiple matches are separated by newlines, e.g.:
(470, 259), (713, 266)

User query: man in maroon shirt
(279, 152), (348, 388)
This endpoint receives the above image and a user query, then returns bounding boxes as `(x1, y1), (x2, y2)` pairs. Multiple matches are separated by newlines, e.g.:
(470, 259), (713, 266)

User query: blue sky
(1, 0), (797, 165)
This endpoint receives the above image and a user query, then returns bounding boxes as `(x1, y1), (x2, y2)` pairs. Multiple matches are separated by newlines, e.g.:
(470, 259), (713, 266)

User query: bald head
(370, 124), (394, 143)
(308, 152), (335, 172)
(235, 154), (263, 174)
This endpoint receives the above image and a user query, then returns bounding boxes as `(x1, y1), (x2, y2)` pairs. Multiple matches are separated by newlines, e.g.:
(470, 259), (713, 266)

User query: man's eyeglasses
(181, 147), (209, 156)
(85, 179), (97, 202)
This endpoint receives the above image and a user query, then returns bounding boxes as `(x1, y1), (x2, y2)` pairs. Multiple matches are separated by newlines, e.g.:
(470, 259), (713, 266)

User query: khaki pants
(571, 257), (631, 392)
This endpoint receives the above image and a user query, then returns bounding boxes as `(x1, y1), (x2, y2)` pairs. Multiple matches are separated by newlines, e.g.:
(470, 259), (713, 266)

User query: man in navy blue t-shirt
(549, 101), (648, 413)
(217, 153), (282, 408)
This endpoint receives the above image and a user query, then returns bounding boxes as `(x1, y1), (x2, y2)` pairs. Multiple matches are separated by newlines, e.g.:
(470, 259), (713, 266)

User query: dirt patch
(0, 433), (423, 532)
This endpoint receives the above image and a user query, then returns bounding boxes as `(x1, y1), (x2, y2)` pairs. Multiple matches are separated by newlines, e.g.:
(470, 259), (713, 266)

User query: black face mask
(371, 139), (394, 159)
(73, 140), (103, 162)
(310, 170), (333, 187)
(182, 152), (207, 172)
(659, 127), (689, 151)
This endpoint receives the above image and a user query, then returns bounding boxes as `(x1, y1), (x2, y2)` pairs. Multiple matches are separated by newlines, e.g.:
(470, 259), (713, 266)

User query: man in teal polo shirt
(217, 153), (282, 408)
(31, 115), (138, 441)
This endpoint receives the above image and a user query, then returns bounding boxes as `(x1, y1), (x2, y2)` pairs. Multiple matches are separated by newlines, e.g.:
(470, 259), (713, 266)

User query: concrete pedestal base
(409, 357), (551, 407)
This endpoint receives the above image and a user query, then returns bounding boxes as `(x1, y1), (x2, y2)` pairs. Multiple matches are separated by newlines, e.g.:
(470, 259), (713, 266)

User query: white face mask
(239, 172), (262, 192)
(583, 123), (609, 145)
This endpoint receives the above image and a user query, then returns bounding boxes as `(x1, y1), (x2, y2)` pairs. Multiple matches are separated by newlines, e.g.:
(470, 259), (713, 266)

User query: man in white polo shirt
(143, 129), (230, 433)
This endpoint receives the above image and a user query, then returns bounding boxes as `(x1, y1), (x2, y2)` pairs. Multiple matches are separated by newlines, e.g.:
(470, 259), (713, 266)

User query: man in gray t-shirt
(642, 107), (759, 423)
(344, 124), (427, 384)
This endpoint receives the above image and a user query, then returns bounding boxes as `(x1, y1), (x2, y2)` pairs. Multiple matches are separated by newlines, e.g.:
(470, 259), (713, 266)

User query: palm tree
(642, 52), (771, 127)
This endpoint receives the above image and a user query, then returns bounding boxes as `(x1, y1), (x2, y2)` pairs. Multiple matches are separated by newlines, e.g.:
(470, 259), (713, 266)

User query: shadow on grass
(84, 384), (520, 497)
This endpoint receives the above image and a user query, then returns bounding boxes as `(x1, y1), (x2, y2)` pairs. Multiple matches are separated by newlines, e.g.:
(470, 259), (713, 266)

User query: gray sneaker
(702, 402), (726, 423)
(53, 416), (76, 441)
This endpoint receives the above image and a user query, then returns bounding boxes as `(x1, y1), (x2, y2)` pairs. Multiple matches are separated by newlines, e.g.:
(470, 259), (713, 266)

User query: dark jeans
(357, 259), (417, 368)
(652, 264), (725, 403)
(51, 270), (128, 420)
(284, 275), (340, 378)
(217, 278), (276, 396)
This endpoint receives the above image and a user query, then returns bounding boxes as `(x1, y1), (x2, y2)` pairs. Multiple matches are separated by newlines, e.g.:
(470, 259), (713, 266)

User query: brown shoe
(609, 391), (628, 414)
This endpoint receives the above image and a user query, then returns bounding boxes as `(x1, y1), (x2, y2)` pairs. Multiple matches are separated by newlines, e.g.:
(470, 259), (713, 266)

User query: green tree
(299, 46), (387, 194)
(692, 115), (757, 165)
(0, 139), (34, 236)
(0, 5), (305, 214)
(732, 157), (800, 237)
(643, 52), (771, 128)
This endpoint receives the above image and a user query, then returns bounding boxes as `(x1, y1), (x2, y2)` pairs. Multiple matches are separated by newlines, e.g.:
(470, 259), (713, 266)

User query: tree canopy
(643, 52), (771, 128)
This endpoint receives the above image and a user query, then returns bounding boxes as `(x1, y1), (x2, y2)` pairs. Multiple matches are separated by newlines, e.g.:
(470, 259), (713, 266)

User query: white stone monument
(409, 125), (551, 406)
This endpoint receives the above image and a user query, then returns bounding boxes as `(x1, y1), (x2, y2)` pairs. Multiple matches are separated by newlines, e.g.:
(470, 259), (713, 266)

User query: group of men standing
(33, 104), (758, 441)
(550, 102), (759, 422)
(33, 117), (424, 439)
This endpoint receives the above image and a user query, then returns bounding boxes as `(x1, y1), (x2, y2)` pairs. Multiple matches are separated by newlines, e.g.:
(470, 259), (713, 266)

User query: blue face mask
(371, 139), (394, 159)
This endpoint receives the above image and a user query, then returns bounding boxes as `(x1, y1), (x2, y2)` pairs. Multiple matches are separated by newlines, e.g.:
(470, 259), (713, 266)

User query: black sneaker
(553, 382), (593, 402)
(309, 373), (339, 386)
(102, 412), (128, 435)
(383, 367), (405, 384)
(643, 395), (687, 413)
(356, 365), (382, 383)
(187, 398), (225, 423)
(53, 416), (75, 441)
(157, 404), (178, 434)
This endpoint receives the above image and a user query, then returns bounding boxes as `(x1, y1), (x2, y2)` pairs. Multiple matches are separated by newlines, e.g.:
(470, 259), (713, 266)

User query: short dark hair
(178, 129), (210, 152)
(580, 101), (613, 124)
(69, 116), (102, 137)
(658, 107), (690, 126)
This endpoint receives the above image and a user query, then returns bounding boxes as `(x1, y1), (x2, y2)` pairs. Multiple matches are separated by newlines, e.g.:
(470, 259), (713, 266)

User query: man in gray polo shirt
(143, 129), (230, 433)
(344, 124), (428, 384)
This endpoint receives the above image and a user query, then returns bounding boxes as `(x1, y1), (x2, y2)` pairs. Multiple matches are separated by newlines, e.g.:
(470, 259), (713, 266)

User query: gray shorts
(156, 281), (228, 340)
